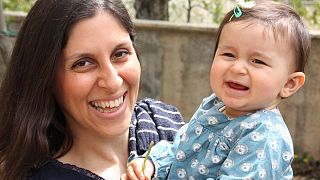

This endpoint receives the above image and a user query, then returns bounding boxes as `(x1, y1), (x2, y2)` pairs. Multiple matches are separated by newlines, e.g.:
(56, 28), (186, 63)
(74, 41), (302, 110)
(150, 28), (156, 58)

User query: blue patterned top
(150, 94), (294, 180)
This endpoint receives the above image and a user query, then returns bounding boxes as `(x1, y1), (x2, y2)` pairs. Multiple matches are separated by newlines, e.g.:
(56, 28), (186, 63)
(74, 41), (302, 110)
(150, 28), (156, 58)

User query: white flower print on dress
(265, 120), (273, 130)
(270, 140), (279, 152)
(192, 143), (202, 152)
(223, 159), (234, 168)
(256, 149), (266, 160)
(176, 168), (187, 178)
(212, 155), (222, 164)
(195, 124), (203, 136)
(240, 122), (256, 130)
(180, 133), (189, 143)
(240, 162), (253, 172)
(208, 133), (214, 142)
(282, 151), (293, 162)
(259, 168), (267, 180)
(235, 144), (248, 155)
(272, 160), (279, 170)
(208, 116), (218, 125)
(176, 150), (186, 161)
(190, 158), (199, 168)
(224, 129), (234, 139)
(189, 176), (195, 180)
(198, 164), (209, 175)
(251, 131), (263, 141)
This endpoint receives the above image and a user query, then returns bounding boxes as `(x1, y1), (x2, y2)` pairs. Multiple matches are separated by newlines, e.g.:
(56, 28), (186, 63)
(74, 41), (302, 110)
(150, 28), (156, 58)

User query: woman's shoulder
(28, 160), (103, 180)
(129, 98), (185, 155)
(135, 98), (181, 113)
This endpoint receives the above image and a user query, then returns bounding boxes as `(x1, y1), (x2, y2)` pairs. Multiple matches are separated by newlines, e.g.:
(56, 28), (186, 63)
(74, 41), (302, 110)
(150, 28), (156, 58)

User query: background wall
(3, 16), (320, 160)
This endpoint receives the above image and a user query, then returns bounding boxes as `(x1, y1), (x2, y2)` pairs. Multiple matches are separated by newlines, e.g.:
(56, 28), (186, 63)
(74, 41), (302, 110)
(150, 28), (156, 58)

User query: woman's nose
(230, 60), (247, 75)
(97, 63), (123, 91)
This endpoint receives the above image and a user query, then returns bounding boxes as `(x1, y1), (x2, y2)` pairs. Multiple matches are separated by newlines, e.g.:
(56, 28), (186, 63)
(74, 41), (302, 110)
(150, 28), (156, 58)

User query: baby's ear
(280, 72), (305, 98)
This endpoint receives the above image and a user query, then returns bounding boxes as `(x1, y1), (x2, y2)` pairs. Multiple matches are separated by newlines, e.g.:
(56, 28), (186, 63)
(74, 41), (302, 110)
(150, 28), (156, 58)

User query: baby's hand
(121, 158), (154, 180)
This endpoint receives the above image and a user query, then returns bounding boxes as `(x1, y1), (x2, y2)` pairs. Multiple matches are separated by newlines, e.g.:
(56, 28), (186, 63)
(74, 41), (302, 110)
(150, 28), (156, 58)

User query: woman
(0, 0), (184, 179)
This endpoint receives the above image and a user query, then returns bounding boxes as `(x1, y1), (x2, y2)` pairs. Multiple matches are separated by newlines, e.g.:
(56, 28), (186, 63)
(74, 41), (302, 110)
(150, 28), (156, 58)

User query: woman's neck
(58, 130), (129, 179)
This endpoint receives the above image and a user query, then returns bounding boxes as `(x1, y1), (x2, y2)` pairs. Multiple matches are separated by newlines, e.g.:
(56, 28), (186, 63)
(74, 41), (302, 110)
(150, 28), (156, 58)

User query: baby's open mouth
(227, 82), (249, 90)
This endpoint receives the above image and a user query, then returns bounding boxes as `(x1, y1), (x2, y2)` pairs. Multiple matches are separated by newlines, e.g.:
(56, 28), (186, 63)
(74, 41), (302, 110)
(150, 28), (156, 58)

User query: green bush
(3, 0), (34, 12)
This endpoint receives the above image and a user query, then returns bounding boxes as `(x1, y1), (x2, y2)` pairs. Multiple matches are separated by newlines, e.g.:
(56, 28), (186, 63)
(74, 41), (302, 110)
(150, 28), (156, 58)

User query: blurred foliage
(169, 0), (320, 29)
(289, 0), (320, 29)
(201, 0), (224, 24)
(292, 152), (320, 179)
(2, 0), (35, 12)
(2, 0), (320, 29)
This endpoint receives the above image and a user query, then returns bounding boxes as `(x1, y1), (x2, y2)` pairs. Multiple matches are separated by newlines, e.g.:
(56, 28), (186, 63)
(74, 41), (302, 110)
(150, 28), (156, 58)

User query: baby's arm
(218, 120), (294, 179)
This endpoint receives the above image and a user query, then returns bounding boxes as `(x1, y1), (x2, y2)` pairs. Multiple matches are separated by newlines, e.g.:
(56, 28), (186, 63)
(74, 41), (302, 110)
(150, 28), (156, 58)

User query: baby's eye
(222, 53), (235, 58)
(251, 59), (267, 65)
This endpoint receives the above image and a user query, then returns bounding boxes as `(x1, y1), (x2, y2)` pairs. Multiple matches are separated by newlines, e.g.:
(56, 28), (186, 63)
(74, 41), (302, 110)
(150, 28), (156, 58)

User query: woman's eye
(112, 50), (131, 61)
(71, 59), (92, 69)
(252, 59), (266, 65)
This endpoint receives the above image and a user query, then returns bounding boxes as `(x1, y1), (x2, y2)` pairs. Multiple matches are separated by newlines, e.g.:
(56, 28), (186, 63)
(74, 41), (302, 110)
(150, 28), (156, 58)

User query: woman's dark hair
(0, 0), (136, 179)
(213, 1), (310, 72)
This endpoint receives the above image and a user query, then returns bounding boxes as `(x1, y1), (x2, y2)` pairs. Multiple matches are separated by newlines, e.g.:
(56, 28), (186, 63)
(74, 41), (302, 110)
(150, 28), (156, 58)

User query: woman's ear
(280, 72), (305, 98)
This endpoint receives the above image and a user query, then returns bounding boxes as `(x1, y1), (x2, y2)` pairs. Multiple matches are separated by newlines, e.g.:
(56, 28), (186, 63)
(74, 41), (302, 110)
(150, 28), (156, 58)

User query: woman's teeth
(90, 96), (124, 111)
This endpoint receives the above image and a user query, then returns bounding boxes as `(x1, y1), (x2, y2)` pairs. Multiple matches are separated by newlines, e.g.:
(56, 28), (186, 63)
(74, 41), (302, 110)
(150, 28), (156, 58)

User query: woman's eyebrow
(111, 39), (133, 51)
(63, 38), (133, 61)
(63, 51), (92, 61)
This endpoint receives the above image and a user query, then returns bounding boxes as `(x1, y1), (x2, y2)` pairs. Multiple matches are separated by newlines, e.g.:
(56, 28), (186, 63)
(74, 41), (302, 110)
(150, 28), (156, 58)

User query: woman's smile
(90, 93), (125, 113)
(89, 92), (129, 120)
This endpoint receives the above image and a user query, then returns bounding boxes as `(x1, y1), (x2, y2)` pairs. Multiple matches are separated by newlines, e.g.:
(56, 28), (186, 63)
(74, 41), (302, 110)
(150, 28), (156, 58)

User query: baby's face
(210, 21), (296, 117)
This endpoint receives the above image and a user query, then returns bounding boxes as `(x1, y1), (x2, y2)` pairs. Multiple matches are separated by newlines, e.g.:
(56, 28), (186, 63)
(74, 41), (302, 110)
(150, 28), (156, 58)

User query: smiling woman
(0, 0), (184, 179)
(53, 11), (141, 139)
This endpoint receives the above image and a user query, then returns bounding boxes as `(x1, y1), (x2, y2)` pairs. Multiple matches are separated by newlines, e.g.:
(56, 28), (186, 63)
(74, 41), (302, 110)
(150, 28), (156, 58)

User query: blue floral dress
(149, 94), (294, 180)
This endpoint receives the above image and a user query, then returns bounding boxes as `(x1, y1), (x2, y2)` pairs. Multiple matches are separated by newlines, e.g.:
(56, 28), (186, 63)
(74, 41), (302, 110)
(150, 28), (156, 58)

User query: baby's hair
(213, 1), (310, 72)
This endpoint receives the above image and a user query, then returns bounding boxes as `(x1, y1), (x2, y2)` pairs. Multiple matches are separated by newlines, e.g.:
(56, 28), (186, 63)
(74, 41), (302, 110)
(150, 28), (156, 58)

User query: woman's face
(54, 11), (140, 138)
